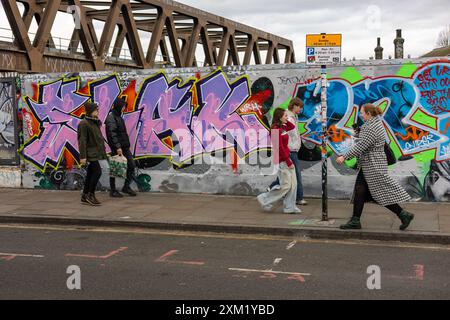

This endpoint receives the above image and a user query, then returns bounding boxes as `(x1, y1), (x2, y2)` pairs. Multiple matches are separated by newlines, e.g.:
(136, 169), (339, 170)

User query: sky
(179, 0), (450, 61)
(0, 0), (448, 63)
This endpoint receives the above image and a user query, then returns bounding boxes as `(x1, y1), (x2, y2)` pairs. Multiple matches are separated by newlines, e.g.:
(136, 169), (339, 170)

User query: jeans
(110, 147), (136, 190)
(258, 162), (297, 211)
(83, 161), (102, 194)
(269, 152), (304, 201)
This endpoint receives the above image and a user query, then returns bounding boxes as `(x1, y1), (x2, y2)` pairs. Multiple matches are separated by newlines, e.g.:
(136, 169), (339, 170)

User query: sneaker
(81, 193), (89, 205)
(122, 186), (137, 197)
(257, 194), (273, 212)
(297, 199), (308, 206)
(283, 207), (302, 214)
(86, 193), (101, 206)
(110, 190), (124, 198)
(92, 193), (101, 205)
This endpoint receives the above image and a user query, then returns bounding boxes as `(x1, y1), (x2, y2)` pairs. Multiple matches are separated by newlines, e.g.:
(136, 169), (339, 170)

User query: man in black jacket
(105, 97), (137, 197)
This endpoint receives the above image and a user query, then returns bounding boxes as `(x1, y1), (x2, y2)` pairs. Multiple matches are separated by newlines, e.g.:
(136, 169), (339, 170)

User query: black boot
(398, 210), (414, 231)
(340, 216), (362, 230)
(109, 177), (123, 198)
(122, 186), (137, 197)
(86, 192), (101, 206)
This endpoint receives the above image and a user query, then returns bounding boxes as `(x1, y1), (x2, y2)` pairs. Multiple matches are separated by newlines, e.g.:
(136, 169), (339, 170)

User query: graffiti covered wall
(0, 76), (20, 188)
(17, 58), (450, 201)
(0, 78), (19, 165)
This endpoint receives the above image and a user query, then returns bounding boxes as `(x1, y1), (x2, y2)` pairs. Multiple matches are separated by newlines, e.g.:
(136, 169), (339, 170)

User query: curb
(1, 214), (450, 245)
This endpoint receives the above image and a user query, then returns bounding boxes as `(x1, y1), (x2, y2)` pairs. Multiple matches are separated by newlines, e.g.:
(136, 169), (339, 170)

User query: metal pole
(321, 64), (328, 221)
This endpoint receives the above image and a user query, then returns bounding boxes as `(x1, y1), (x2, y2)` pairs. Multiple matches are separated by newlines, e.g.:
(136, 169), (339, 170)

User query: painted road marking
(66, 247), (128, 259)
(271, 258), (283, 269)
(155, 250), (205, 266)
(229, 268), (310, 283)
(155, 250), (178, 262)
(228, 268), (311, 276)
(260, 272), (277, 279)
(414, 264), (424, 281)
(386, 264), (425, 281)
(287, 274), (306, 283)
(286, 240), (297, 250)
(0, 255), (15, 261)
(0, 252), (44, 261)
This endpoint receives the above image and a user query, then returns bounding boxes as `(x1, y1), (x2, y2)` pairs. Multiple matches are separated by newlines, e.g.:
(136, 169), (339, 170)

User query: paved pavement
(0, 188), (449, 244)
(1, 224), (449, 300)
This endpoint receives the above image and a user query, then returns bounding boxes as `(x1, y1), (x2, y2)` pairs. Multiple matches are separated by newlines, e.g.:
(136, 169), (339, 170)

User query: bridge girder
(0, 0), (295, 73)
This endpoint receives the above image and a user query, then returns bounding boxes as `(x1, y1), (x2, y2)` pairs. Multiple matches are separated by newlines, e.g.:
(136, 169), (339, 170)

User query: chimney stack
(375, 37), (383, 59)
(394, 29), (404, 59)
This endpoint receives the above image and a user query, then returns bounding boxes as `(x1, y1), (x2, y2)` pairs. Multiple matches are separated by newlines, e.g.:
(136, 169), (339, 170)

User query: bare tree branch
(436, 25), (450, 48)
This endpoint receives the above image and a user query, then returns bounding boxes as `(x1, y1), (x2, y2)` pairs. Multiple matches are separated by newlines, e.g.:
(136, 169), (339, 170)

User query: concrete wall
(6, 58), (450, 201)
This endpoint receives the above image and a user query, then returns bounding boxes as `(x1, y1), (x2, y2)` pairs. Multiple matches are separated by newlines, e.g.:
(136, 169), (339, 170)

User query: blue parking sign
(307, 48), (315, 55)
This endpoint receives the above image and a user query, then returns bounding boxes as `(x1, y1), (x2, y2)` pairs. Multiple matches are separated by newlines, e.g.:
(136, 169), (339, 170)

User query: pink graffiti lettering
(22, 70), (270, 170)
(22, 122), (78, 168)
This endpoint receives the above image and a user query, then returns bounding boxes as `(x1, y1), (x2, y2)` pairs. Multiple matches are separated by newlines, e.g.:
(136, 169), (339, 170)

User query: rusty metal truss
(0, 0), (296, 73)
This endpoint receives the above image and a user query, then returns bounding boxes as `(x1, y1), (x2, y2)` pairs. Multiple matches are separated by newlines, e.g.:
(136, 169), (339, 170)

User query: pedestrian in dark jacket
(105, 97), (137, 197)
(78, 102), (107, 206)
(336, 103), (414, 230)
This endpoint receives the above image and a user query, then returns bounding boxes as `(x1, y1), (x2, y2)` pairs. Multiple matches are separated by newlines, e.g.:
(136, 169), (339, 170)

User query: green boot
(398, 210), (414, 231)
(340, 216), (362, 230)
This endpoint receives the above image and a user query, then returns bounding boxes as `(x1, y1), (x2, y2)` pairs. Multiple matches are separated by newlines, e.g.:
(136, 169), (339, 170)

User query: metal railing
(0, 26), (176, 66)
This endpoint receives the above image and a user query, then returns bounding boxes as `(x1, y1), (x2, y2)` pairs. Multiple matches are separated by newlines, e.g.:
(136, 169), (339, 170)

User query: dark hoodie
(105, 106), (131, 151)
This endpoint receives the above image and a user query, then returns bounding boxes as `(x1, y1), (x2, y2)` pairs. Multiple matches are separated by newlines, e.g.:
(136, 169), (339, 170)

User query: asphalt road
(0, 224), (449, 300)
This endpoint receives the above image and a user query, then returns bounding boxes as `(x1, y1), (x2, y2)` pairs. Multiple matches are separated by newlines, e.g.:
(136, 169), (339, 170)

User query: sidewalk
(0, 188), (449, 244)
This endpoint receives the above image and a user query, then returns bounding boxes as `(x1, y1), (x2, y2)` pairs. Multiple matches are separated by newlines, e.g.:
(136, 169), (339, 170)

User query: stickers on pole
(306, 34), (342, 65)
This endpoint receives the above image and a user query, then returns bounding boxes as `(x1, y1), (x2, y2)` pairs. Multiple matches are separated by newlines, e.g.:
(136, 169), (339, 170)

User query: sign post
(320, 65), (328, 221)
(306, 33), (342, 222)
